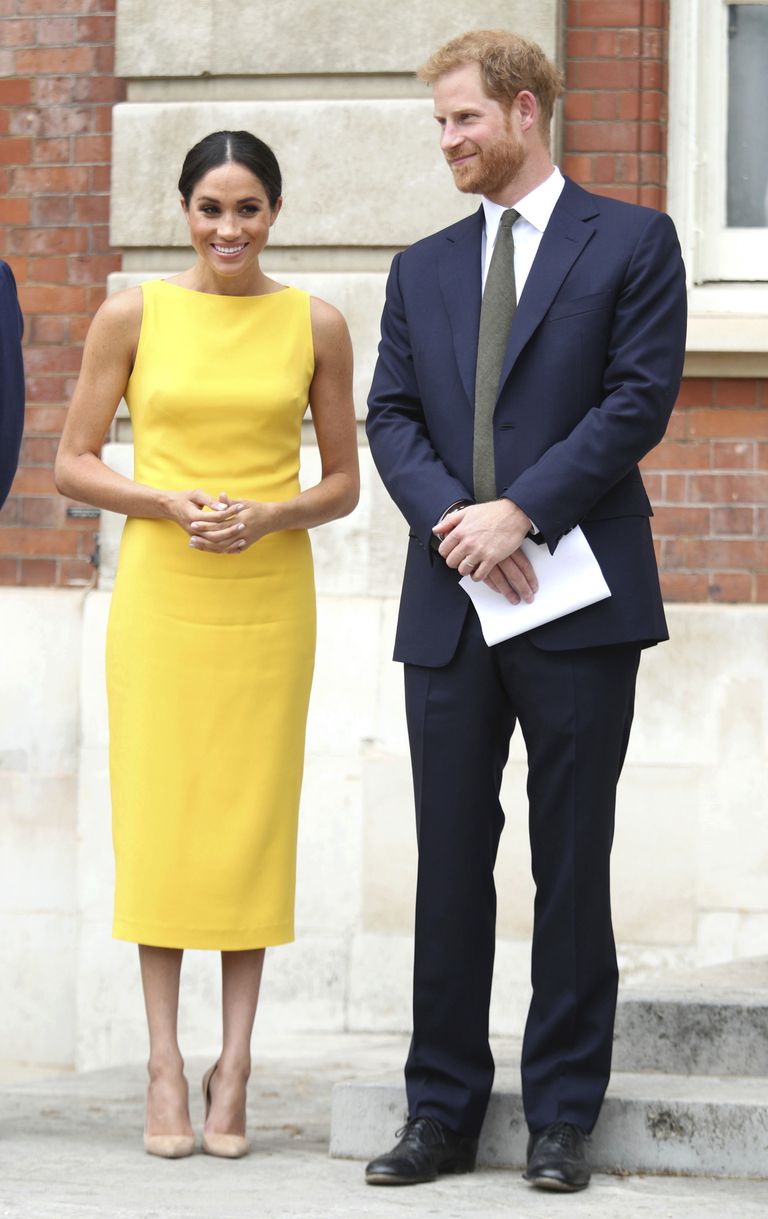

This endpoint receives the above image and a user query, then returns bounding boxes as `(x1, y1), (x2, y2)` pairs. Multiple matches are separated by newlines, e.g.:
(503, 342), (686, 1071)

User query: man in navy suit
(0, 259), (25, 510)
(364, 30), (686, 1192)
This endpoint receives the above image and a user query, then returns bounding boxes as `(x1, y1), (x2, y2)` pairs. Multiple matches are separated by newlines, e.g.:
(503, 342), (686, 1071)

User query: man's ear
(515, 89), (539, 133)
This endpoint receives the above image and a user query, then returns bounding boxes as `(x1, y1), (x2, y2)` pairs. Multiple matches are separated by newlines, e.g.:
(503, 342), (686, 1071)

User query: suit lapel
(437, 208), (484, 409)
(497, 179), (599, 394)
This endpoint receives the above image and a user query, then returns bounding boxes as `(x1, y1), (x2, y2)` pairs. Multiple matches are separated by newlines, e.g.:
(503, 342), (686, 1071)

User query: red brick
(660, 572), (709, 602)
(639, 184), (664, 209)
(711, 507), (755, 536)
(617, 92), (641, 122)
(15, 46), (94, 74)
(89, 164), (111, 191)
(69, 315), (92, 343)
(640, 154), (664, 182)
(0, 527), (79, 557)
(758, 381), (768, 408)
(593, 93), (619, 121)
(0, 137), (32, 164)
(0, 110), (8, 136)
(596, 185), (644, 203)
(19, 558), (58, 585)
(756, 507), (768, 536)
(69, 253), (119, 284)
(567, 30), (594, 57)
(676, 379), (714, 408)
(755, 573), (768, 602)
(616, 154), (640, 183)
(685, 538), (768, 568)
(10, 108), (42, 139)
(86, 284), (107, 312)
(685, 409), (768, 440)
(30, 194), (71, 225)
(28, 255), (69, 283)
(593, 31), (619, 57)
(562, 154), (593, 182)
(33, 76), (73, 105)
(24, 346), (82, 374)
(688, 473), (768, 504)
(641, 29), (664, 58)
(93, 43), (114, 72)
(639, 123), (662, 153)
(650, 506), (709, 535)
(0, 78), (33, 104)
(616, 29), (642, 57)
(88, 225), (116, 255)
(20, 436), (58, 467)
(9, 466), (56, 494)
(2, 18), (36, 44)
(11, 165), (89, 192)
(570, 121), (643, 152)
(644, 439), (710, 470)
(712, 440), (755, 469)
(10, 226), (87, 254)
(578, 0), (644, 25)
(564, 92), (594, 121)
(0, 197), (30, 223)
(709, 572), (754, 603)
(758, 443), (768, 470)
(74, 133), (109, 161)
(24, 373), (69, 402)
(0, 556), (19, 583)
(3, 254), (27, 281)
(71, 193), (110, 223)
(593, 155), (617, 183)
(18, 496), (63, 528)
(76, 14), (113, 42)
(640, 92), (665, 123)
(35, 15), (75, 44)
(660, 537), (687, 568)
(32, 136), (70, 164)
(71, 76), (124, 103)
(662, 473), (687, 502)
(39, 106), (95, 136)
(21, 283), (88, 314)
(60, 558), (95, 586)
(714, 379), (758, 407)
(639, 61), (663, 90)
(569, 60), (641, 90)
(25, 405), (67, 431)
(18, 0), (105, 10)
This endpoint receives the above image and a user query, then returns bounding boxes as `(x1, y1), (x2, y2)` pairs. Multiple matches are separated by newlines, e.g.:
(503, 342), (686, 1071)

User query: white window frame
(669, 0), (768, 366)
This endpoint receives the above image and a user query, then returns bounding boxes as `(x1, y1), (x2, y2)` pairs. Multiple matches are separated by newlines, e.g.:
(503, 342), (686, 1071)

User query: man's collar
(481, 166), (565, 234)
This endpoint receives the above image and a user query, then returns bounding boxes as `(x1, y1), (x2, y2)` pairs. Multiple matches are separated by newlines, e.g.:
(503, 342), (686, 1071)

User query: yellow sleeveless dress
(106, 280), (316, 949)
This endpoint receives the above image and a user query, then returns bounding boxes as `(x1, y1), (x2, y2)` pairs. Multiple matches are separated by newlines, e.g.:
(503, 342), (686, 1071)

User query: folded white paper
(459, 525), (611, 645)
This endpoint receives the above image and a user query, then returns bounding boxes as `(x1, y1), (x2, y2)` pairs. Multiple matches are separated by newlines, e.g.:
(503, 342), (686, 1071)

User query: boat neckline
(156, 279), (294, 300)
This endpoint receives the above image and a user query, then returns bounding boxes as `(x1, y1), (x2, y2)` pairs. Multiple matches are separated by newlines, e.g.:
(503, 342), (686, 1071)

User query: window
(670, 0), (768, 285)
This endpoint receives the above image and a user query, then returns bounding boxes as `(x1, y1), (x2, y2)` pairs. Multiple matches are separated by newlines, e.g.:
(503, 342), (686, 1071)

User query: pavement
(0, 1032), (766, 1219)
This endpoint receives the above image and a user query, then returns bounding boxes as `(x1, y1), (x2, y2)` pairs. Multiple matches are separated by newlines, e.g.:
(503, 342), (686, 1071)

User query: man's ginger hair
(418, 29), (564, 131)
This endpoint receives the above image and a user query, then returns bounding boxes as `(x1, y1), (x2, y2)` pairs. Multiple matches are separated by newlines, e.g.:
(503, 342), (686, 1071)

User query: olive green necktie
(473, 208), (519, 503)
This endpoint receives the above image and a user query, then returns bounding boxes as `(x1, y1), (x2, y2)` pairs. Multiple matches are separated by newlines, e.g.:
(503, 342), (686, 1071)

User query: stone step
(614, 957), (768, 1076)
(330, 1068), (768, 1177)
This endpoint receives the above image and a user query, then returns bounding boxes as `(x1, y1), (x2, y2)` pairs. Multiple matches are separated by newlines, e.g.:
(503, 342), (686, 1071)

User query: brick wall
(563, 0), (767, 603)
(0, 1), (765, 602)
(0, 0), (125, 587)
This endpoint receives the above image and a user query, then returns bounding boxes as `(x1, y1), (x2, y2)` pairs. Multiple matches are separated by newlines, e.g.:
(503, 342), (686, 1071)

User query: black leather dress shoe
(365, 1116), (478, 1186)
(523, 1121), (591, 1191)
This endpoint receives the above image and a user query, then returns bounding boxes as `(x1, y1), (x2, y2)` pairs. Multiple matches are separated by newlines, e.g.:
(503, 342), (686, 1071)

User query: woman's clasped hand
(166, 489), (273, 554)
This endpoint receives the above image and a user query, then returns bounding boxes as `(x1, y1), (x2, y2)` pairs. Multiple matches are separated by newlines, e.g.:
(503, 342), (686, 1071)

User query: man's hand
(433, 499), (538, 604)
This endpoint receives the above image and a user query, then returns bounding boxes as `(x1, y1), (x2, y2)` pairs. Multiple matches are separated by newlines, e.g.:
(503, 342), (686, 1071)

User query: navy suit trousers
(403, 610), (641, 1136)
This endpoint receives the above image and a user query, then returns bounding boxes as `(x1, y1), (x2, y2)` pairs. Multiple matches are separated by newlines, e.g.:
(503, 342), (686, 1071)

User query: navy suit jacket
(367, 177), (687, 666)
(0, 260), (25, 511)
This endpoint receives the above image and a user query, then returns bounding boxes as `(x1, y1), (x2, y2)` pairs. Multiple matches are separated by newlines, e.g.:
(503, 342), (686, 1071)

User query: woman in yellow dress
(55, 131), (359, 1159)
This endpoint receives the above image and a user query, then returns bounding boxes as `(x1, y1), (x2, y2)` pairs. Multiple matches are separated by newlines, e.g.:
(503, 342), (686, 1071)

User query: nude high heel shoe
(201, 1062), (250, 1159)
(143, 1075), (195, 1158)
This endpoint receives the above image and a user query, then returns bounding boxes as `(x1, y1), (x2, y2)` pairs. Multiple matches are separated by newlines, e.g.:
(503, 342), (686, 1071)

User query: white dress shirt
(481, 166), (565, 296)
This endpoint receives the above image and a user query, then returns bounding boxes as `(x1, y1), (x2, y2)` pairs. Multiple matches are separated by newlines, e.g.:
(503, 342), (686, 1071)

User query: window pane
(727, 5), (768, 226)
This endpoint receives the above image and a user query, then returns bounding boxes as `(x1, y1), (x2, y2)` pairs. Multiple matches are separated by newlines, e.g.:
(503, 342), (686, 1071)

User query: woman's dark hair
(178, 130), (282, 208)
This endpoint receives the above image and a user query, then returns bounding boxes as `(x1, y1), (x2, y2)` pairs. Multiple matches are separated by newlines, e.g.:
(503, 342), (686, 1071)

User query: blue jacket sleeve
(366, 252), (473, 548)
(0, 260), (25, 510)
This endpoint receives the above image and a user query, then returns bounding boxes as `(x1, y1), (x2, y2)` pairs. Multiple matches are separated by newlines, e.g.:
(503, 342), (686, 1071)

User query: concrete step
(614, 956), (768, 1076)
(330, 1067), (768, 1177)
